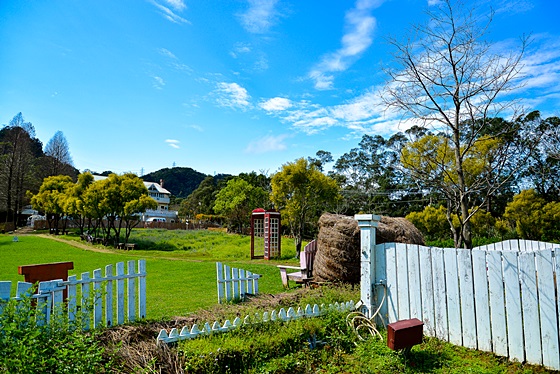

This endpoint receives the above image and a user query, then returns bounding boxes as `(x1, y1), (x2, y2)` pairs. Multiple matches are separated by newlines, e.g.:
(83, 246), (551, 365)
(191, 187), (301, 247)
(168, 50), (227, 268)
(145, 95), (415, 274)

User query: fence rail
(0, 260), (146, 329)
(216, 262), (260, 303)
(374, 240), (560, 370)
(157, 301), (355, 344)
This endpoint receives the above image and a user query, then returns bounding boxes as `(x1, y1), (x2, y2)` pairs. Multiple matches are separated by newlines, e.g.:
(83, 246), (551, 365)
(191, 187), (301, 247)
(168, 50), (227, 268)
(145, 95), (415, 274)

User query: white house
(142, 180), (179, 222)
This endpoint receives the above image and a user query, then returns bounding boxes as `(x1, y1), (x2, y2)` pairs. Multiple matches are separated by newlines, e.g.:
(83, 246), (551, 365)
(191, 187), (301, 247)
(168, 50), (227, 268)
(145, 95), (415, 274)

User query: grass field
(0, 231), (294, 319)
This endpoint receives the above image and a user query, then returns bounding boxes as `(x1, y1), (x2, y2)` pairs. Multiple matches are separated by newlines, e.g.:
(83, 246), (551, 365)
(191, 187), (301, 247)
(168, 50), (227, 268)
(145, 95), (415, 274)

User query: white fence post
(354, 214), (381, 318)
(216, 263), (260, 304)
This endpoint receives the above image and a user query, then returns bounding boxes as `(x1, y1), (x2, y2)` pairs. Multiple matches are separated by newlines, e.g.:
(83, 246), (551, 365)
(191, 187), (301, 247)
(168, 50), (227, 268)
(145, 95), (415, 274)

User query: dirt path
(30, 234), (118, 254)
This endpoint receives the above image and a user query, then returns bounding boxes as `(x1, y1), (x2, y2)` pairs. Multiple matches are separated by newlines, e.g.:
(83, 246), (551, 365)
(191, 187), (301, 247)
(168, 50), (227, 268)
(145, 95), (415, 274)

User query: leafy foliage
(0, 296), (113, 373)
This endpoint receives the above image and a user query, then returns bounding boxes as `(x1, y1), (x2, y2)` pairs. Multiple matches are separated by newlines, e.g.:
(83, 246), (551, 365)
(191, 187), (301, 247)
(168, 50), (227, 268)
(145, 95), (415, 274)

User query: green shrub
(0, 296), (115, 373)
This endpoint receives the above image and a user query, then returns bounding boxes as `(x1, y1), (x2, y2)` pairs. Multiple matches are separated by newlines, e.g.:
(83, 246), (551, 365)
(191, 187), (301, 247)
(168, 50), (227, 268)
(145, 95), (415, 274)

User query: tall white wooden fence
(157, 300), (356, 344)
(0, 260), (146, 329)
(216, 262), (260, 303)
(370, 239), (560, 370)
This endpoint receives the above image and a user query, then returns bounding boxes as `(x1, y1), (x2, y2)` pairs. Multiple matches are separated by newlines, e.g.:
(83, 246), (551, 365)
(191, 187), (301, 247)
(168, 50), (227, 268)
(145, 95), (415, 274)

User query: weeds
(0, 295), (115, 373)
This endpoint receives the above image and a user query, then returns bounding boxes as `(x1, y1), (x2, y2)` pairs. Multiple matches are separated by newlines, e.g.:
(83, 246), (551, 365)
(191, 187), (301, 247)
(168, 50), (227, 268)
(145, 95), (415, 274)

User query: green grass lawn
(0, 232), (291, 319)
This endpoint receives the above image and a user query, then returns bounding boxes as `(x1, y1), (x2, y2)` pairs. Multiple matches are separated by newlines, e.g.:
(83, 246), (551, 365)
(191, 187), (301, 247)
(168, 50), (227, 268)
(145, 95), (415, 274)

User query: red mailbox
(18, 261), (74, 298)
(387, 318), (423, 350)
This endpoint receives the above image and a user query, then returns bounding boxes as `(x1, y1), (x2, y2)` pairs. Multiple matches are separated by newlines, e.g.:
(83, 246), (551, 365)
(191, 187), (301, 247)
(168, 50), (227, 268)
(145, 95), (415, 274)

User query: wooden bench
(277, 240), (317, 288)
(125, 243), (135, 250)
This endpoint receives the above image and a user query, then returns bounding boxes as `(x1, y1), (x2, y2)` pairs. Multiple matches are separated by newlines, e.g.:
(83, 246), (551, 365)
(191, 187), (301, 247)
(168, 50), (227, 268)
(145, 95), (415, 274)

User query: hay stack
(314, 213), (424, 284)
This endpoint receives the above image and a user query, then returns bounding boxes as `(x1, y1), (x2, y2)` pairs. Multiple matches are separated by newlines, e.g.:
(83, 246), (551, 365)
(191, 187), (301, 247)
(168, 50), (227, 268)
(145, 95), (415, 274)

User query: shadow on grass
(398, 348), (449, 373)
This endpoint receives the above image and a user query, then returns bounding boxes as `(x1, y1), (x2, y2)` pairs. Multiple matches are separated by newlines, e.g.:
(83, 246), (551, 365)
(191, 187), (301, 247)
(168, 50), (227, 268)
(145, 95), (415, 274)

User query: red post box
(387, 318), (423, 350)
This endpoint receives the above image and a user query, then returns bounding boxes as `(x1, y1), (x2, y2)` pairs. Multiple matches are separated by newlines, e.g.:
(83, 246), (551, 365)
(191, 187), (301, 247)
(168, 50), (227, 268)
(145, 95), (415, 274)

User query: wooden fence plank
(127, 260), (137, 322)
(503, 251), (524, 362)
(472, 249), (491, 352)
(385, 243), (398, 324)
(419, 246), (435, 337)
(81, 272), (90, 330)
(240, 269), (246, 297)
(457, 248), (476, 349)
(93, 269), (103, 328)
(519, 252), (541, 365)
(374, 243), (388, 326)
(232, 267), (239, 300)
(432, 247), (448, 341)
(487, 250), (507, 356)
(396, 243), (410, 320)
(536, 250), (559, 369)
(216, 262), (224, 303)
(116, 262), (125, 325)
(105, 264), (114, 327)
(407, 244), (422, 322)
(444, 247), (462, 346)
(138, 260), (147, 319)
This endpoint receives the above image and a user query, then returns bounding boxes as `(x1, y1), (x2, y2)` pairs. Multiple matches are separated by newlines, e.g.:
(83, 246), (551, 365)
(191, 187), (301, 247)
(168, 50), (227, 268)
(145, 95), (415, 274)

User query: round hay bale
(314, 213), (424, 284)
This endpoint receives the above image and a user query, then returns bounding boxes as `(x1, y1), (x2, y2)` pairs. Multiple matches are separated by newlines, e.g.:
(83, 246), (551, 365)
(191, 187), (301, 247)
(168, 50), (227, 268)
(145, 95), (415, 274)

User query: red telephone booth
(251, 208), (281, 260)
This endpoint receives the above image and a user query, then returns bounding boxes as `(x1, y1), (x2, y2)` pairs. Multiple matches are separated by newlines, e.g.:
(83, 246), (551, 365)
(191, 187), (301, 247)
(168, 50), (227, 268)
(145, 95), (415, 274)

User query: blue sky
(1, 0), (559, 177)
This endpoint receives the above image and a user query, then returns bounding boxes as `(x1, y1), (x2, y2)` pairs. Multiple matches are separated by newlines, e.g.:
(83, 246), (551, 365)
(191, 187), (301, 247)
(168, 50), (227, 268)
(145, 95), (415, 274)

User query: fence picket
(385, 243), (398, 324)
(519, 252), (541, 365)
(116, 262), (125, 325)
(472, 249), (492, 352)
(127, 260), (137, 322)
(432, 247), (447, 341)
(374, 243), (388, 326)
(232, 267), (239, 300)
(67, 275), (77, 323)
(444, 248), (462, 346)
(536, 250), (558, 369)
(138, 260), (147, 319)
(457, 249), (476, 349)
(419, 245), (435, 336)
(488, 250), (507, 356)
(503, 251), (524, 362)
(396, 243), (410, 320)
(93, 269), (103, 328)
(105, 264), (114, 326)
(81, 272), (91, 330)
(216, 262), (225, 302)
(407, 244), (422, 323)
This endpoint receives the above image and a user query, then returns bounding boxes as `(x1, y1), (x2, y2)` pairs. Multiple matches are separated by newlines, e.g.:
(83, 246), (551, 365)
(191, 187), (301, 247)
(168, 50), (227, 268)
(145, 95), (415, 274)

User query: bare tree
(44, 130), (74, 176)
(383, 0), (532, 248)
(0, 113), (41, 225)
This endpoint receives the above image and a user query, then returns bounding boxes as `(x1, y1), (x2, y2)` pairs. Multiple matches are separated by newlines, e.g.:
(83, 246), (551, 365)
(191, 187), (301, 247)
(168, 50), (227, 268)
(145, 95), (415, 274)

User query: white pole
(355, 214), (381, 318)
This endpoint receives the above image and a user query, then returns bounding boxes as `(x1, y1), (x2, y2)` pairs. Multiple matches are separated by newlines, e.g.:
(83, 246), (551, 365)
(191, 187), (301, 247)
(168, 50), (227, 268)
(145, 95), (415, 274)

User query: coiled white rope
(346, 283), (386, 341)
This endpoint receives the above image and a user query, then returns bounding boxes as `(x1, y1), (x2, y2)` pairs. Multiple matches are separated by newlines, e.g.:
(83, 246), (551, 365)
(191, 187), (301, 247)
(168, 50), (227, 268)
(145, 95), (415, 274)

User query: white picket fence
(216, 262), (260, 304)
(0, 260), (146, 329)
(373, 240), (560, 370)
(157, 300), (356, 344)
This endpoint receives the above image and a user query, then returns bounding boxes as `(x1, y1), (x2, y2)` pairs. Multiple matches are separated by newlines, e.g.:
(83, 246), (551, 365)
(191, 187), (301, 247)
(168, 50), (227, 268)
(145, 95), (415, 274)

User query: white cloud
(188, 124), (203, 132)
(153, 76), (165, 89)
(239, 0), (279, 34)
(165, 139), (180, 149)
(163, 0), (186, 12)
(245, 134), (288, 153)
(230, 43), (252, 58)
(309, 0), (383, 90)
(214, 82), (251, 109)
(158, 48), (177, 59)
(260, 97), (292, 112)
(150, 0), (190, 24)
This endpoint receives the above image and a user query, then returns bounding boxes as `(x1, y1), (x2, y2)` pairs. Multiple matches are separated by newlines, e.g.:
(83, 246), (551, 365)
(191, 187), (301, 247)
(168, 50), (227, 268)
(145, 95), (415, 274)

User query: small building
(250, 208), (281, 260)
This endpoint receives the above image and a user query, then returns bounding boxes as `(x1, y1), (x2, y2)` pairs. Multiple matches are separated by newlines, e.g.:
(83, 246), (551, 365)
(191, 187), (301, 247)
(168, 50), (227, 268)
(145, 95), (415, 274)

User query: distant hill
(142, 167), (231, 198)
